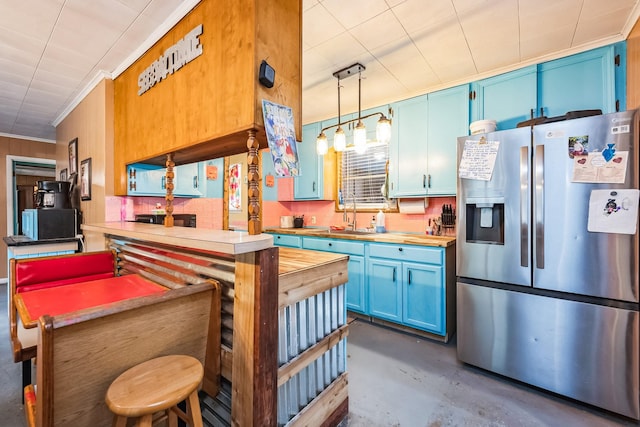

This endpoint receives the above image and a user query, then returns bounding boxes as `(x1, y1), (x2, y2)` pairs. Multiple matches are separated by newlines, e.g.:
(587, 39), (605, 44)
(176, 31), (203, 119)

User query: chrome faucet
(344, 193), (357, 230)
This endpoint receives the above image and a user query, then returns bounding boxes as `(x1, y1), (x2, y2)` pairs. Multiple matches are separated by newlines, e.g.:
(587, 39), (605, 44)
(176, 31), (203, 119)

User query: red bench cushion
(16, 274), (167, 323)
(15, 252), (116, 293)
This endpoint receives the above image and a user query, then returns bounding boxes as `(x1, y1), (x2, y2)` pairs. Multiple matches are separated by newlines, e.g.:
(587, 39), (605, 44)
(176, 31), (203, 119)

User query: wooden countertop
(265, 227), (455, 248)
(83, 222), (274, 255)
(277, 247), (349, 309)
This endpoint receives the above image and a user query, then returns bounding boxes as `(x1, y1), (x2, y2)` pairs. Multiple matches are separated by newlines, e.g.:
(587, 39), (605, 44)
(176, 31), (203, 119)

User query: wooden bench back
(13, 250), (117, 293)
(34, 281), (221, 427)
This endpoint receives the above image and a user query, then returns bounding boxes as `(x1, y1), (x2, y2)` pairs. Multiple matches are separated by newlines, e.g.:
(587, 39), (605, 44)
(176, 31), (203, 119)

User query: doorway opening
(5, 156), (56, 236)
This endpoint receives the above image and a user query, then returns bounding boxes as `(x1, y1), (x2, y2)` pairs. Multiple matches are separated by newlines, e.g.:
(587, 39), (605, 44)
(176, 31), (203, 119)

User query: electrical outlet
(311, 216), (316, 224)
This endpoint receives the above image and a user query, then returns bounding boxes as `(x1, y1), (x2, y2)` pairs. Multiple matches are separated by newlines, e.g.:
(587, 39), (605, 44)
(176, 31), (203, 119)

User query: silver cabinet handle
(520, 146), (529, 268)
(193, 176), (198, 189)
(423, 175), (426, 188)
(313, 182), (316, 192)
(535, 144), (544, 269)
(408, 270), (412, 285)
(161, 176), (166, 190)
(392, 267), (396, 282)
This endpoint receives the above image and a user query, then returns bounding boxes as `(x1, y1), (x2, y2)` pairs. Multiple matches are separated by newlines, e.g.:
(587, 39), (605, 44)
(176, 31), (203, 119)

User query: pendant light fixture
(315, 63), (392, 155)
(333, 75), (346, 151)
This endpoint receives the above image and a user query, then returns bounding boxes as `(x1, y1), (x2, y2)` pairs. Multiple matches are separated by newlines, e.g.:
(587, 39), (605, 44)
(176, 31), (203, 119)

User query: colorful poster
(262, 99), (300, 176)
(229, 163), (242, 211)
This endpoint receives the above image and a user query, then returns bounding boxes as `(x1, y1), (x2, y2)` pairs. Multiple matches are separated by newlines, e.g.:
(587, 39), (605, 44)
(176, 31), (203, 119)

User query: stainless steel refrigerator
(456, 110), (640, 419)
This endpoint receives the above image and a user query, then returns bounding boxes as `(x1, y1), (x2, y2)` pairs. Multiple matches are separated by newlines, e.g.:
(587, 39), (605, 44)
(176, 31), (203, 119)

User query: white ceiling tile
(392, 0), (457, 34)
(310, 32), (371, 72)
(142, 0), (189, 21)
(115, 0), (153, 13)
(0, 0), (64, 43)
(320, 0), (390, 29)
(412, 22), (477, 81)
(303, 3), (345, 48)
(303, 0), (320, 11)
(350, 10), (406, 52)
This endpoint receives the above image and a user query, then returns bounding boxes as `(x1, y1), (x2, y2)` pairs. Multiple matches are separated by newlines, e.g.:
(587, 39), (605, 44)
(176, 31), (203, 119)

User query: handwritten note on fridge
(458, 139), (500, 181)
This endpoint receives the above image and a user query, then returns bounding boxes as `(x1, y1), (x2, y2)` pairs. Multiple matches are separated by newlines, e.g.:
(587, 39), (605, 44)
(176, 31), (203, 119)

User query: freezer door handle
(520, 146), (529, 267)
(535, 144), (544, 269)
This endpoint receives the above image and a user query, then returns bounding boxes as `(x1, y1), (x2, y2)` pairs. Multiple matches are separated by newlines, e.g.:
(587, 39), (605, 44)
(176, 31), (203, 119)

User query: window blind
(339, 142), (390, 209)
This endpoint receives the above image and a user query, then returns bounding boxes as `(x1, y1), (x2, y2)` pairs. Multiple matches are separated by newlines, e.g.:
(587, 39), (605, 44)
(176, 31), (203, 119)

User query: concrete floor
(1, 282), (637, 426)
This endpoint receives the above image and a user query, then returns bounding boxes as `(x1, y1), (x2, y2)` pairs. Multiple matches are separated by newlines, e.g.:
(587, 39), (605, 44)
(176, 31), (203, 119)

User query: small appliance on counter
(34, 180), (71, 209)
(293, 215), (304, 228)
(22, 180), (78, 240)
(280, 215), (294, 228)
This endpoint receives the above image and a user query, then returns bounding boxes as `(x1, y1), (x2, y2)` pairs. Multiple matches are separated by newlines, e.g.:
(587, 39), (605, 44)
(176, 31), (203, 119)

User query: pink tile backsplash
(111, 195), (456, 234)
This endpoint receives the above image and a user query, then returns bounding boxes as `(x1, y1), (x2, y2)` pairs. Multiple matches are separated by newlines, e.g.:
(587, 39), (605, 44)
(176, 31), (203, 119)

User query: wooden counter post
(165, 153), (175, 227)
(232, 246), (279, 426)
(247, 130), (261, 235)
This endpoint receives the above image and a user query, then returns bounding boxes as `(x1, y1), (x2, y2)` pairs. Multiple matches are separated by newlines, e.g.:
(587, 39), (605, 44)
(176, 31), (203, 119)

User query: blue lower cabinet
(272, 234), (302, 248)
(368, 258), (402, 322)
(345, 255), (366, 313)
(403, 262), (444, 334)
(302, 237), (367, 314)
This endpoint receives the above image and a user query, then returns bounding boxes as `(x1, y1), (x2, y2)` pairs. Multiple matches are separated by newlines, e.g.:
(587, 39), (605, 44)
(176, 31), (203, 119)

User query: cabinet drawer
(272, 234), (301, 248)
(303, 237), (365, 256)
(369, 243), (442, 265)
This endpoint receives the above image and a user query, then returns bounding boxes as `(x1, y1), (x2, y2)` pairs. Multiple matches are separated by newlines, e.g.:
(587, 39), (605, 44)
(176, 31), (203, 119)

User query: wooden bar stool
(106, 355), (204, 427)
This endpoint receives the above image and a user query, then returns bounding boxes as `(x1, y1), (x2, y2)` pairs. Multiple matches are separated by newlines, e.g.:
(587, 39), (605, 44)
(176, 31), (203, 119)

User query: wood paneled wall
(56, 79), (114, 251)
(0, 137), (57, 278)
(627, 20), (640, 110)
(114, 0), (302, 195)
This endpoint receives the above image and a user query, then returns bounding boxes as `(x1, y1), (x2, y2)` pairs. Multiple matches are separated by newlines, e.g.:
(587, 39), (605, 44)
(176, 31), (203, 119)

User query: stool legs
(186, 390), (203, 427)
(113, 416), (127, 427)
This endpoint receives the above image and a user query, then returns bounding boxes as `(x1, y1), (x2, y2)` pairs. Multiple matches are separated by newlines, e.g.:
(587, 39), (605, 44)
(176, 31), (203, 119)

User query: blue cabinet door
(472, 65), (537, 130)
(294, 122), (323, 199)
(403, 262), (444, 334)
(127, 164), (165, 196)
(346, 255), (366, 314)
(271, 233), (302, 248)
(368, 258), (402, 322)
(538, 45), (616, 117)
(388, 94), (429, 198)
(174, 163), (202, 197)
(426, 85), (469, 195)
(261, 149), (278, 202)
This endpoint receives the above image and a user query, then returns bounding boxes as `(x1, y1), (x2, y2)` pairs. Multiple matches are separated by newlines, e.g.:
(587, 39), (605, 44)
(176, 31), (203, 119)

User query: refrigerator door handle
(534, 144), (544, 269)
(520, 146), (529, 267)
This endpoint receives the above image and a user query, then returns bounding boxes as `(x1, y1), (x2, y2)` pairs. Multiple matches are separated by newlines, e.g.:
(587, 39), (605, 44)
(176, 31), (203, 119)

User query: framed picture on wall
(80, 158), (92, 201)
(60, 168), (67, 181)
(68, 138), (78, 175)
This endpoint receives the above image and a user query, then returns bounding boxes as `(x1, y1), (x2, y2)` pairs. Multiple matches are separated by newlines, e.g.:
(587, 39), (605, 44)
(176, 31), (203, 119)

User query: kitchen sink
(328, 229), (375, 236)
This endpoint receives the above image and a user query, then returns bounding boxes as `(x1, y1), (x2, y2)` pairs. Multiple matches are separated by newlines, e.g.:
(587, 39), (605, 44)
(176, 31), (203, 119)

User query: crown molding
(0, 132), (56, 144)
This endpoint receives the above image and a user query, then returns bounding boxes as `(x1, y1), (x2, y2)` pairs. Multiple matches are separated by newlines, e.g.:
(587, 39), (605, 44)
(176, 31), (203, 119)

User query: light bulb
(316, 132), (328, 155)
(334, 126), (346, 152)
(376, 115), (391, 144)
(354, 121), (367, 154)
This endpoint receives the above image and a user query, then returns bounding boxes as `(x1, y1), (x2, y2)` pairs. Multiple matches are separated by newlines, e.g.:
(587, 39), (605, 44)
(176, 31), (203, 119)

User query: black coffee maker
(35, 181), (72, 209)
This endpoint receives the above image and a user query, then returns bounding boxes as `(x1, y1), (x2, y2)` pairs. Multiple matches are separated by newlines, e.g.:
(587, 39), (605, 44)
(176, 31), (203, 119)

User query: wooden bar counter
(82, 222), (349, 427)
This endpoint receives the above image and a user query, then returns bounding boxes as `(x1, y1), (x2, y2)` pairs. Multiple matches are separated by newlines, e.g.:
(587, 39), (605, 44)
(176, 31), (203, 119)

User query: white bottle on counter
(376, 210), (386, 232)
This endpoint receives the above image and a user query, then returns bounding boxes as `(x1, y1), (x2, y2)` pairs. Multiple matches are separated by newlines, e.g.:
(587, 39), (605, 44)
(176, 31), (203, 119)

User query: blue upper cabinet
(426, 85), (469, 196)
(614, 42), (627, 112)
(261, 149), (278, 202)
(389, 86), (468, 198)
(127, 164), (165, 196)
(471, 66), (537, 130)
(174, 163), (203, 197)
(294, 122), (323, 199)
(538, 44), (617, 117)
(388, 94), (429, 198)
(203, 158), (224, 199)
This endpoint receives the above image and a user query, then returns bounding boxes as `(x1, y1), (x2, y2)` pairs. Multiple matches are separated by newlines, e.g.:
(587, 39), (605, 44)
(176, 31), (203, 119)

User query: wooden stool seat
(106, 355), (204, 427)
